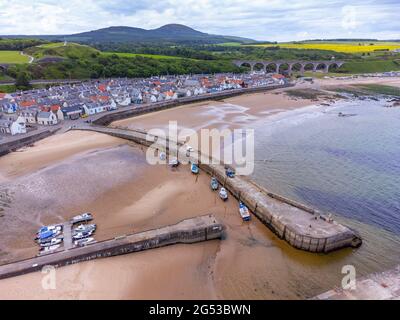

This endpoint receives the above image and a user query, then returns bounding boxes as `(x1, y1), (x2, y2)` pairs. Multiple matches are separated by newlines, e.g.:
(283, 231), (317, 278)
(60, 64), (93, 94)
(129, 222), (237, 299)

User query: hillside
(1, 24), (255, 45)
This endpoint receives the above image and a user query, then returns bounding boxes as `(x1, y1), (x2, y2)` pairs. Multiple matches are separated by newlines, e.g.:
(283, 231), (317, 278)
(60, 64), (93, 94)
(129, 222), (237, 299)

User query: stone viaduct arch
(233, 60), (345, 75)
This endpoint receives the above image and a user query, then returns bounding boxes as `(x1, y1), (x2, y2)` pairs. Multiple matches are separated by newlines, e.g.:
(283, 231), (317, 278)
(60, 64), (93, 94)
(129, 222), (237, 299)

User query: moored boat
(71, 212), (93, 224)
(74, 224), (97, 233)
(219, 187), (228, 201)
(74, 237), (95, 247)
(39, 244), (60, 254)
(169, 158), (179, 167)
(210, 177), (219, 190)
(40, 237), (63, 247)
(239, 202), (251, 221)
(226, 167), (235, 178)
(191, 163), (199, 174)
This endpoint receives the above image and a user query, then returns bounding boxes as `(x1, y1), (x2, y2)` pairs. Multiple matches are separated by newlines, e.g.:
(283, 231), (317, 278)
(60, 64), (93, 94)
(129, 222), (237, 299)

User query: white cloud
(0, 0), (399, 40)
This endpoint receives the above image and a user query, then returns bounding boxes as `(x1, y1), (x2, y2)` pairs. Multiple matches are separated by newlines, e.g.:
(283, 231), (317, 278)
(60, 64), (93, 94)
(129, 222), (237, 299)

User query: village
(0, 72), (286, 137)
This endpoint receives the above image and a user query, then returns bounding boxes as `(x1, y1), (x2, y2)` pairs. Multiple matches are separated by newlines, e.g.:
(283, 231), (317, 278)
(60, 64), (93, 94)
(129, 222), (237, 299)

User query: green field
(101, 52), (185, 60)
(0, 51), (30, 64)
(249, 42), (400, 53)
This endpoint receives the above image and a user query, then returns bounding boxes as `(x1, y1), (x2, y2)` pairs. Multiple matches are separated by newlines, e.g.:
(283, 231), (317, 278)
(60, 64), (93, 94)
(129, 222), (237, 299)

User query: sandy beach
(1, 78), (399, 300)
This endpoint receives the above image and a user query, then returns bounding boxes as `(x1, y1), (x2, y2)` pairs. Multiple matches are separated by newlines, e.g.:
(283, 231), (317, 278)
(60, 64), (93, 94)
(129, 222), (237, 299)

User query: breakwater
(72, 125), (362, 253)
(0, 215), (224, 280)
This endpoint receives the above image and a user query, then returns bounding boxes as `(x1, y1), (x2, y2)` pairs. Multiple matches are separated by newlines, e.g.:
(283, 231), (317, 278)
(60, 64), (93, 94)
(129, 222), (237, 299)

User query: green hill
(25, 43), (100, 60)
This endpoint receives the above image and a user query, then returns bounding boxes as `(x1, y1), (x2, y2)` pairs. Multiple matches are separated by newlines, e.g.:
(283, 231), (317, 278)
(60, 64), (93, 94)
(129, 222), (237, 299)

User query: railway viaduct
(233, 60), (345, 75)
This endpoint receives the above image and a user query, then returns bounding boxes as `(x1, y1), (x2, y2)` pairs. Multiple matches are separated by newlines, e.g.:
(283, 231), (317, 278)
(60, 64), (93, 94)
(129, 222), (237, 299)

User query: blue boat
(191, 163), (199, 174)
(226, 167), (235, 178)
(38, 230), (56, 240)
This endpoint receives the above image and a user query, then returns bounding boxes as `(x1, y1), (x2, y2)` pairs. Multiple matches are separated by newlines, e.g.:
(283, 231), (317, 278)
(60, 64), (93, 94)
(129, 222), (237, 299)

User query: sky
(0, 0), (399, 41)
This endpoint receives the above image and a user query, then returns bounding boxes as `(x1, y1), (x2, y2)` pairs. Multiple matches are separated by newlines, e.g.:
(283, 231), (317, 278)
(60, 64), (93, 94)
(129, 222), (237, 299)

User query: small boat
(74, 224), (97, 233)
(73, 230), (94, 240)
(37, 225), (62, 235)
(210, 177), (219, 190)
(39, 244), (60, 253)
(169, 158), (179, 167)
(226, 168), (235, 178)
(40, 237), (63, 247)
(71, 213), (93, 224)
(191, 163), (199, 174)
(35, 229), (61, 241)
(186, 145), (194, 153)
(219, 188), (228, 201)
(74, 237), (95, 247)
(239, 202), (251, 221)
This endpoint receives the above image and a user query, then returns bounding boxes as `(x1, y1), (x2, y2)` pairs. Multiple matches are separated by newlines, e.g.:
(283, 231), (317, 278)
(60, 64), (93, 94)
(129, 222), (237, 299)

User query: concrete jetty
(313, 265), (400, 300)
(72, 125), (362, 253)
(0, 215), (224, 280)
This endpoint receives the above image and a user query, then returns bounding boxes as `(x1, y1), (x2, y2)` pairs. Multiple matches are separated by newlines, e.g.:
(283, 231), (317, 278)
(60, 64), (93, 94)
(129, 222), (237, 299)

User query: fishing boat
(191, 163), (199, 174)
(219, 188), (228, 201)
(226, 167), (235, 178)
(169, 158), (179, 167)
(35, 229), (61, 241)
(39, 244), (60, 254)
(71, 212), (93, 224)
(210, 177), (219, 190)
(73, 230), (94, 240)
(74, 224), (97, 233)
(74, 237), (95, 247)
(37, 225), (62, 235)
(239, 202), (251, 221)
(40, 237), (63, 247)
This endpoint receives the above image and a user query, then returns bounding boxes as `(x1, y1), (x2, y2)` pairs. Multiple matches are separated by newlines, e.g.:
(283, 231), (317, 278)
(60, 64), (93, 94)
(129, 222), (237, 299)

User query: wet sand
(113, 90), (318, 133)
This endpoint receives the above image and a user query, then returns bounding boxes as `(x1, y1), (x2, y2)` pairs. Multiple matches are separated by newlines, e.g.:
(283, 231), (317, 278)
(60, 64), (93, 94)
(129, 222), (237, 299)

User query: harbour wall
(73, 125), (362, 253)
(0, 129), (57, 157)
(0, 215), (224, 280)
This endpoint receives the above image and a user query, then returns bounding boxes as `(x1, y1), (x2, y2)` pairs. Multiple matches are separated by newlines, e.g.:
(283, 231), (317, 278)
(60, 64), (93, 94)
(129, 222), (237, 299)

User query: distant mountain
(1, 24), (256, 45)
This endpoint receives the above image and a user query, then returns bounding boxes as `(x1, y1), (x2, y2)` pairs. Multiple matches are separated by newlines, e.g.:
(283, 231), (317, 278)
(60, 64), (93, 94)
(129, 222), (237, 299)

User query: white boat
(40, 244), (60, 253)
(219, 188), (228, 201)
(169, 158), (179, 167)
(71, 213), (93, 224)
(73, 230), (94, 240)
(239, 202), (251, 221)
(40, 237), (63, 247)
(74, 224), (96, 233)
(74, 237), (95, 247)
(210, 177), (219, 190)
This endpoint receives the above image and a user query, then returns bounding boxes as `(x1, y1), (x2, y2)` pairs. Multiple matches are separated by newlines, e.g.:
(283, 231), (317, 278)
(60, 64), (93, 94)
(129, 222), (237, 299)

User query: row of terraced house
(0, 72), (286, 136)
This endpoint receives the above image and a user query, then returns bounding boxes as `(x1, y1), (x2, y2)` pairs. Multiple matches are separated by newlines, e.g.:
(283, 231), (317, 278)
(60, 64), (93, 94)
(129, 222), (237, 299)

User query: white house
(19, 110), (37, 124)
(83, 103), (106, 115)
(37, 111), (58, 125)
(0, 116), (27, 135)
